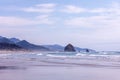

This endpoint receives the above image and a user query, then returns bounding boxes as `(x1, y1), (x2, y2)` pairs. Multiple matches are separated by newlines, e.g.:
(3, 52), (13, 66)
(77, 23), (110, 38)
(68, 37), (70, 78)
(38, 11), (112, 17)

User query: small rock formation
(64, 44), (76, 52)
(86, 49), (89, 52)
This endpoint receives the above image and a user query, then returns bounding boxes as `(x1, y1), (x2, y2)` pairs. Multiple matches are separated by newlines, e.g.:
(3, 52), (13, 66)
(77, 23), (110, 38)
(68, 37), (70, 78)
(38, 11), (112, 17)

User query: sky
(0, 0), (120, 51)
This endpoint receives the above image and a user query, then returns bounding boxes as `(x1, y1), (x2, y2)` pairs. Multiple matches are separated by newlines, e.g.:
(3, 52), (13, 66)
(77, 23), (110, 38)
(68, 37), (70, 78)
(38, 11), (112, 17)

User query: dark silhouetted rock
(64, 44), (76, 52)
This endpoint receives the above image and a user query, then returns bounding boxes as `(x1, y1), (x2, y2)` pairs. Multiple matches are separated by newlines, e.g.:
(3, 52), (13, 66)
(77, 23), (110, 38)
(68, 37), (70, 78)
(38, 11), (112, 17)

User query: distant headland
(0, 36), (96, 53)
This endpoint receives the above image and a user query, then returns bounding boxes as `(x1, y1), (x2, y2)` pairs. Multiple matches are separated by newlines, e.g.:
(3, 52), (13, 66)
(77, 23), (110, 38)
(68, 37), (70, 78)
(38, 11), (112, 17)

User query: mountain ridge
(0, 36), (96, 52)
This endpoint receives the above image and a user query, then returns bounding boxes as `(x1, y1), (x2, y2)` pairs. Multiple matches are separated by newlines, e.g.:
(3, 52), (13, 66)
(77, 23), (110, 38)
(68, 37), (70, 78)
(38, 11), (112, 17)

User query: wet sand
(0, 65), (120, 80)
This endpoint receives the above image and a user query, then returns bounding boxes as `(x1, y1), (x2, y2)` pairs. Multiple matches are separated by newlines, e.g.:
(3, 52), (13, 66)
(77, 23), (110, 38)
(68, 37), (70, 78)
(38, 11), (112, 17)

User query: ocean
(1, 51), (120, 67)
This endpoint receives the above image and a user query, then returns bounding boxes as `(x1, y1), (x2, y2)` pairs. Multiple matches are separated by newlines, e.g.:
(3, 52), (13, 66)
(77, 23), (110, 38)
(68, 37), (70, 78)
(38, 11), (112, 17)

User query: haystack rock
(64, 44), (76, 52)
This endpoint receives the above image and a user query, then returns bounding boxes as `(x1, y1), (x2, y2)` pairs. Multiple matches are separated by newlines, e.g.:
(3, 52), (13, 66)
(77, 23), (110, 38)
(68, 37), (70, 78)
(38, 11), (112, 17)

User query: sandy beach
(0, 53), (120, 80)
(1, 65), (120, 80)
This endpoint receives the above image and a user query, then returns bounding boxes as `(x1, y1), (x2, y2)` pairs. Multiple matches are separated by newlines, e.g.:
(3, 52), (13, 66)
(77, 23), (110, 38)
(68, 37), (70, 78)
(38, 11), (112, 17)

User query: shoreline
(0, 52), (120, 80)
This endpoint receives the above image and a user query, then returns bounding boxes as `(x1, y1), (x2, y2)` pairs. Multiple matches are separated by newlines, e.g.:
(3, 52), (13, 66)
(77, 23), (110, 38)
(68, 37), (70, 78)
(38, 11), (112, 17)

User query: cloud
(0, 16), (34, 26)
(0, 15), (54, 26)
(22, 3), (56, 13)
(35, 3), (56, 8)
(63, 2), (120, 49)
(35, 14), (49, 19)
(73, 15), (118, 28)
(35, 15), (54, 24)
(61, 2), (120, 14)
(61, 5), (86, 13)
(64, 2), (120, 27)
(90, 8), (107, 13)
(90, 6), (120, 15)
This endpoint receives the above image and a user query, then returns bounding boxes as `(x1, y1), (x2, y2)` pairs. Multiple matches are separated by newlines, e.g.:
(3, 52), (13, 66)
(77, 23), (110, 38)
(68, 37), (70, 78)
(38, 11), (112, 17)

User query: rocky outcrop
(64, 44), (76, 52)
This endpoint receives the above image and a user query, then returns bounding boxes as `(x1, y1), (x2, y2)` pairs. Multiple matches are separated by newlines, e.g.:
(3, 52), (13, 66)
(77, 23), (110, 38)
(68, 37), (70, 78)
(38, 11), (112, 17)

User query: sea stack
(64, 44), (76, 52)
